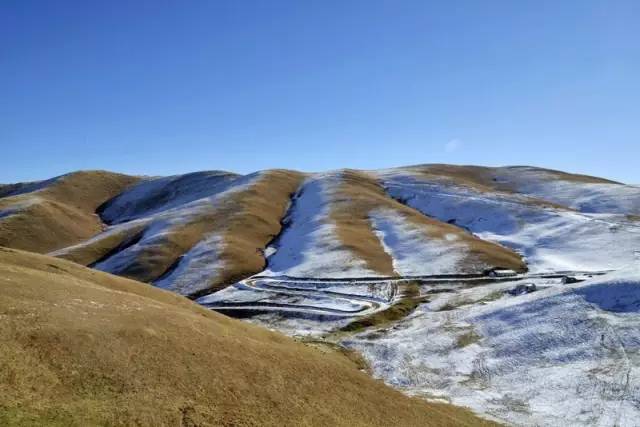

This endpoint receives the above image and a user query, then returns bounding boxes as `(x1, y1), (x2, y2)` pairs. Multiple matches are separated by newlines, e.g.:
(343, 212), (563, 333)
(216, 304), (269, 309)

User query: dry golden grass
(330, 170), (526, 274)
(331, 170), (397, 276)
(406, 164), (618, 189)
(403, 164), (505, 193)
(0, 247), (498, 427)
(513, 165), (620, 184)
(339, 281), (425, 333)
(455, 330), (482, 348)
(0, 171), (140, 253)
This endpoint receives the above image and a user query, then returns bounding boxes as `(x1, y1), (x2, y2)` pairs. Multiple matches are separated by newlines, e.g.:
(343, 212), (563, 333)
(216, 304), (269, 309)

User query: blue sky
(1, 1), (639, 183)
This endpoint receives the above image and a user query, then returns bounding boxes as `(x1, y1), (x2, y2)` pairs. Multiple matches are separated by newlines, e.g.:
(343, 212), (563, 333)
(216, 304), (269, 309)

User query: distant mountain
(2, 164), (638, 295)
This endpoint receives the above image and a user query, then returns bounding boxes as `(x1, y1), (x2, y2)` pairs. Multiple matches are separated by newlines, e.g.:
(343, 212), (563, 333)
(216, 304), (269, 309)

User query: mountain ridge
(2, 164), (639, 299)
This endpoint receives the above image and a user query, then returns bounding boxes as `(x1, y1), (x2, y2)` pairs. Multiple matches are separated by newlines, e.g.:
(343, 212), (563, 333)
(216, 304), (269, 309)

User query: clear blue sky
(2, 1), (639, 183)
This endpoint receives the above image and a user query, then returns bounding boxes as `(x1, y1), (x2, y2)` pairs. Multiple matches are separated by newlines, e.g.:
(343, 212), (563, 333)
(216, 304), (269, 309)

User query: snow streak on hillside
(52, 172), (266, 295)
(153, 233), (226, 295)
(98, 170), (240, 224)
(262, 173), (379, 278)
(370, 208), (465, 275)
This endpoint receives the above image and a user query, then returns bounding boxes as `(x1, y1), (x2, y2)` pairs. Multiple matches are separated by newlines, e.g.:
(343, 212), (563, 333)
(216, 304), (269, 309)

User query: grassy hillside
(331, 170), (398, 276)
(0, 171), (140, 253)
(0, 247), (496, 426)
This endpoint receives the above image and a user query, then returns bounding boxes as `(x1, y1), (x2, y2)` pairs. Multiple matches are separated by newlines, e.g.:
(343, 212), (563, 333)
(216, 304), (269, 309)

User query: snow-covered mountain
(2, 164), (640, 426)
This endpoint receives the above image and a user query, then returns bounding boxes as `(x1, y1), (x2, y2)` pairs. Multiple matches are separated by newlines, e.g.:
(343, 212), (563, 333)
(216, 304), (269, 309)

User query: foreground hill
(0, 247), (494, 426)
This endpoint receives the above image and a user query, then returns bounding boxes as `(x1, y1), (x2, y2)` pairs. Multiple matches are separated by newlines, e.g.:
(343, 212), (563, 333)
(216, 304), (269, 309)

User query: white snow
(198, 283), (366, 312)
(49, 218), (150, 258)
(154, 232), (226, 295)
(370, 209), (465, 275)
(0, 175), (61, 198)
(55, 173), (261, 288)
(343, 268), (640, 426)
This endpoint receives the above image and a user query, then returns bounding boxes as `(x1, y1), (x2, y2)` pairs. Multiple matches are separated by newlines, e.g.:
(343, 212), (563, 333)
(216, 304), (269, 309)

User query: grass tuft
(455, 330), (482, 348)
(340, 282), (426, 333)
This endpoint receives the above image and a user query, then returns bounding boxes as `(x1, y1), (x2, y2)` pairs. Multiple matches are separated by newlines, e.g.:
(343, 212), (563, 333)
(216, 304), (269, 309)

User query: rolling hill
(0, 247), (495, 426)
(0, 171), (140, 254)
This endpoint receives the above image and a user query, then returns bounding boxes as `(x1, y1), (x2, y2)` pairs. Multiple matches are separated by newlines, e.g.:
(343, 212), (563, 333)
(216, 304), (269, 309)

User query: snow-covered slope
(52, 170), (305, 296)
(344, 269), (640, 426)
(98, 170), (240, 224)
(377, 168), (640, 273)
(370, 208), (466, 276)
(263, 169), (524, 278)
(494, 166), (640, 215)
(2, 163), (633, 289)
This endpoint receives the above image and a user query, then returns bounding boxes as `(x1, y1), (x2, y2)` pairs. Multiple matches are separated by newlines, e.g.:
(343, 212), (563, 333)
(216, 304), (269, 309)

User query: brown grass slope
(400, 164), (508, 193)
(0, 247), (497, 427)
(0, 171), (140, 253)
(401, 164), (618, 194)
(503, 165), (621, 184)
(332, 170), (525, 274)
(331, 170), (397, 276)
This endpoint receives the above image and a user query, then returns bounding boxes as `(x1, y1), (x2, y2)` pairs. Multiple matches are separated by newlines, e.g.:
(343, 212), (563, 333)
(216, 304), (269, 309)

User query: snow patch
(370, 209), (465, 275)
(154, 233), (226, 296)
